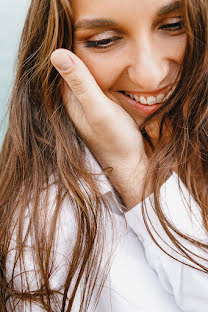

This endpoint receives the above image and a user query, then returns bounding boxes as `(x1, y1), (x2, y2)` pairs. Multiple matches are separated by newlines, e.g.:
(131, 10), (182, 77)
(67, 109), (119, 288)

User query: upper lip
(120, 85), (171, 97)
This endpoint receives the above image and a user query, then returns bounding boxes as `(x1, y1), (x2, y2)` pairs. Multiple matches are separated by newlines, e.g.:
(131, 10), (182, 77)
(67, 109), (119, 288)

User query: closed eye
(159, 20), (184, 32)
(85, 36), (122, 49)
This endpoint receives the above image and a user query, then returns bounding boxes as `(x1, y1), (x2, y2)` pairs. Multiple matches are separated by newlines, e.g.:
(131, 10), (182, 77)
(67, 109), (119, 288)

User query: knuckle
(68, 76), (89, 97)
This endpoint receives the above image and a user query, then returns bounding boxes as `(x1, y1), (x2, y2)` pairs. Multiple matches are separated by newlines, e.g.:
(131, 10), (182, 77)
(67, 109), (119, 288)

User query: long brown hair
(142, 0), (208, 272)
(0, 0), (207, 310)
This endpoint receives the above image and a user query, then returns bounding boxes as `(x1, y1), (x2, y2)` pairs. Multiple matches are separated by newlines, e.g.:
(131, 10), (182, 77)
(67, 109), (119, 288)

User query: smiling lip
(124, 85), (171, 97)
(118, 91), (163, 115)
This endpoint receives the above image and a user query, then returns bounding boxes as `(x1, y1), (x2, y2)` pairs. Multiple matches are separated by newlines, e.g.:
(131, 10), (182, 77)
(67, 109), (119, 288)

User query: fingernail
(51, 50), (73, 72)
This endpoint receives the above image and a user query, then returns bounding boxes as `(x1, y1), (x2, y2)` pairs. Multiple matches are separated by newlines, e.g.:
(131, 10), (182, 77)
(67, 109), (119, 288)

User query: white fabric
(125, 172), (208, 312)
(6, 150), (208, 311)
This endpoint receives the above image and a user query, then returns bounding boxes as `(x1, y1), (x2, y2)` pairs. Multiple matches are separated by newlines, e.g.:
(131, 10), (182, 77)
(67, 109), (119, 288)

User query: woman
(0, 0), (208, 310)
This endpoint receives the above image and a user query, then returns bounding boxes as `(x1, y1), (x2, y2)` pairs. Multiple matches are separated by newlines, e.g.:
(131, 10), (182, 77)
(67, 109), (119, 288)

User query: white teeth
(147, 96), (156, 105)
(139, 96), (147, 105)
(156, 93), (165, 103)
(134, 95), (140, 102)
(124, 90), (172, 105)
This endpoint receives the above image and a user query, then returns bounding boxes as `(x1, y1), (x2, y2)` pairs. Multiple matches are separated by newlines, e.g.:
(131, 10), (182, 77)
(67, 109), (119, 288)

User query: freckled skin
(72, 0), (187, 127)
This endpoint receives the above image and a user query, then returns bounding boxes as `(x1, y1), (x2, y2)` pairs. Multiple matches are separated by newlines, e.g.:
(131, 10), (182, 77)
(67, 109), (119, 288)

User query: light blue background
(0, 0), (30, 146)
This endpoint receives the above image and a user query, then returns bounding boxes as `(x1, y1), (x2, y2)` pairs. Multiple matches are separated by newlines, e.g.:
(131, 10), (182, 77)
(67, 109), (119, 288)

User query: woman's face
(72, 0), (187, 126)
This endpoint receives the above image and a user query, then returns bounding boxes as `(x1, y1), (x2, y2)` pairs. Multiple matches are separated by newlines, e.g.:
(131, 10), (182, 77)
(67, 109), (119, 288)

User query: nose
(128, 36), (168, 91)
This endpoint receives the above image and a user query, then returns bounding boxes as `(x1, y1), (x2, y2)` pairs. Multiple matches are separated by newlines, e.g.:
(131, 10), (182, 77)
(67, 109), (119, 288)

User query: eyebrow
(73, 18), (118, 31)
(73, 1), (183, 31)
(157, 1), (183, 16)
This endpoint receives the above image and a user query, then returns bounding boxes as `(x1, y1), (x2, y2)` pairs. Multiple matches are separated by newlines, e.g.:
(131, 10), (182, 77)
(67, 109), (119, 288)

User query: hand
(50, 49), (150, 209)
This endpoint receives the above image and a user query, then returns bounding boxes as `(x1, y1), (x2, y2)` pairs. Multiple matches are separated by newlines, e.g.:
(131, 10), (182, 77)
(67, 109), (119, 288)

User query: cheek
(159, 34), (187, 63)
(73, 48), (123, 91)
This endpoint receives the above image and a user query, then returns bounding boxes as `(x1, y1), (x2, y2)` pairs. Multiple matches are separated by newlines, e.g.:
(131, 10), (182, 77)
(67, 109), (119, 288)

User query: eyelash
(159, 20), (184, 31)
(86, 36), (122, 49)
(85, 20), (184, 49)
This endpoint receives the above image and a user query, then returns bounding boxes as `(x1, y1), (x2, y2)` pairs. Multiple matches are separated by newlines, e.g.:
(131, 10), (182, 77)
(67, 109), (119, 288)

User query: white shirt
(7, 150), (208, 311)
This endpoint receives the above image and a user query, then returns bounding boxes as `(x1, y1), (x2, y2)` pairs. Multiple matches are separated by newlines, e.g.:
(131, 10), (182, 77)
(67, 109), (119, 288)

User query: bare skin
(51, 0), (187, 209)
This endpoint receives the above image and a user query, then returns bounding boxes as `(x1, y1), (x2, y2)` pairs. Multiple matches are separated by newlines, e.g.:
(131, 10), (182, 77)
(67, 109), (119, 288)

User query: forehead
(71, 0), (179, 21)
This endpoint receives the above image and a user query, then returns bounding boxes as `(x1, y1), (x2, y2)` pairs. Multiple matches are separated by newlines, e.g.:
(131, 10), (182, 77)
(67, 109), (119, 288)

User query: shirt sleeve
(125, 172), (208, 312)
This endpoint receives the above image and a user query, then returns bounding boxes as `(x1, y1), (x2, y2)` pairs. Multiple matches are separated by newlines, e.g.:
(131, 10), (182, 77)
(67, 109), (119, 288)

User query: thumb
(50, 48), (107, 113)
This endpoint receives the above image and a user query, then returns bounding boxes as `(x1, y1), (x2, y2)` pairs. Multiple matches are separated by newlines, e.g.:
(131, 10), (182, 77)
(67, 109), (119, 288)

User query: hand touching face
(50, 0), (187, 207)
(51, 49), (149, 208)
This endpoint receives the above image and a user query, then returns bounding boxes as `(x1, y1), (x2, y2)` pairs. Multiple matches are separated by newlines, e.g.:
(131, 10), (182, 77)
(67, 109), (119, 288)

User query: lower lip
(118, 92), (163, 115)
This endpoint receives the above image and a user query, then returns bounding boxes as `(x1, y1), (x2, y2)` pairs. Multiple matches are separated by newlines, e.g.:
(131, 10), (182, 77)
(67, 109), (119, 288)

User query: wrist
(104, 156), (150, 210)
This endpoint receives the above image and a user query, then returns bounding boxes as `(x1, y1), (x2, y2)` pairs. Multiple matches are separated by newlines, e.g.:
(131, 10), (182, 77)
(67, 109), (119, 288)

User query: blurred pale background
(0, 0), (29, 146)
